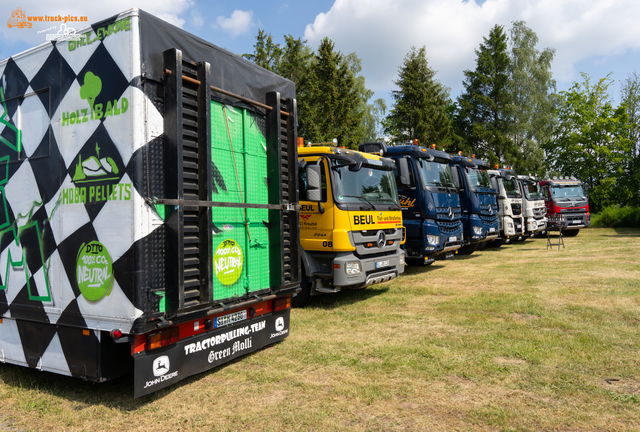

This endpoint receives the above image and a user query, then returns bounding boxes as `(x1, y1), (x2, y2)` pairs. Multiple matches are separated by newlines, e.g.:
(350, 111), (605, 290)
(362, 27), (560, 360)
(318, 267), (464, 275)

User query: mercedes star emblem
(377, 230), (386, 248)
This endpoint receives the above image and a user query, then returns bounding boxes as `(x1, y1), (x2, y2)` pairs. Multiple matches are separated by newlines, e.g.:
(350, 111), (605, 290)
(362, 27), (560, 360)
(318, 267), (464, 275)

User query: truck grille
(511, 203), (522, 215)
(436, 206), (461, 220)
(533, 207), (546, 218)
(436, 220), (462, 234)
(480, 214), (498, 226)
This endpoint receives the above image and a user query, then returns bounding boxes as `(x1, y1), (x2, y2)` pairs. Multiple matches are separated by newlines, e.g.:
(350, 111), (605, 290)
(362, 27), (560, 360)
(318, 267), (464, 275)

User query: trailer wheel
(292, 270), (311, 308)
(457, 244), (477, 255)
(563, 229), (579, 237)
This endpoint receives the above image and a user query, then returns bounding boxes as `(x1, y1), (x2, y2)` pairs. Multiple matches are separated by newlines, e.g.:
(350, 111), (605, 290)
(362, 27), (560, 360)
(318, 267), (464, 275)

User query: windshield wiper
(377, 197), (402, 211)
(341, 194), (375, 210)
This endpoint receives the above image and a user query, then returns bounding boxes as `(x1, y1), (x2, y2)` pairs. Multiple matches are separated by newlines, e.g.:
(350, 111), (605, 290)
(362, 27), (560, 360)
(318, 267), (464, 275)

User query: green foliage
(299, 38), (364, 148)
(243, 32), (375, 148)
(619, 72), (640, 207)
(455, 25), (514, 165)
(591, 206), (640, 228)
(383, 46), (452, 148)
(241, 29), (282, 71)
(543, 73), (633, 212)
(507, 21), (558, 176)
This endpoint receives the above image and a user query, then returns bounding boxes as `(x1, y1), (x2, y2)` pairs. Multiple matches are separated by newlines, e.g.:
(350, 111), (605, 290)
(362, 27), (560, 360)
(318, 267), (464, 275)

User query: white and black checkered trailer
(0, 8), (300, 397)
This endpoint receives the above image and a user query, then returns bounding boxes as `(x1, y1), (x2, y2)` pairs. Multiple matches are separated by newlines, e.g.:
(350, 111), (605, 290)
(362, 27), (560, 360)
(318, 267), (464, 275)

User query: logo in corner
(275, 317), (285, 332)
(153, 356), (170, 377)
(300, 214), (312, 222)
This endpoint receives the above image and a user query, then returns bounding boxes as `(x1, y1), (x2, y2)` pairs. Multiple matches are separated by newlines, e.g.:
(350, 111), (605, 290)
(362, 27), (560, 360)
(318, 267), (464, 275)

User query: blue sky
(2, 0), (639, 108)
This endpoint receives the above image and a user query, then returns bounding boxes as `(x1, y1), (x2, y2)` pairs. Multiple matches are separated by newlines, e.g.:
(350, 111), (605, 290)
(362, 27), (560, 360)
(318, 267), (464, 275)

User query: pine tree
(456, 25), (514, 165)
(299, 38), (364, 148)
(383, 46), (451, 147)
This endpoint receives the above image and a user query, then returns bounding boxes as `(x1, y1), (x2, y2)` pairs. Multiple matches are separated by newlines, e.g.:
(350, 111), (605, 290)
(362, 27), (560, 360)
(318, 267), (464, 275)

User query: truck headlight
(531, 220), (537, 228)
(507, 222), (513, 229)
(345, 262), (362, 275)
(472, 226), (483, 235)
(426, 235), (439, 245)
(399, 252), (405, 266)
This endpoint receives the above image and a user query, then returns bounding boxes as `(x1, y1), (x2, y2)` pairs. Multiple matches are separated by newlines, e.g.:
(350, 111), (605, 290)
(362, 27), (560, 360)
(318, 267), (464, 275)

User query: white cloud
(214, 10), (255, 37)
(303, 0), (640, 97)
(0, 0), (193, 50)
(191, 9), (205, 28)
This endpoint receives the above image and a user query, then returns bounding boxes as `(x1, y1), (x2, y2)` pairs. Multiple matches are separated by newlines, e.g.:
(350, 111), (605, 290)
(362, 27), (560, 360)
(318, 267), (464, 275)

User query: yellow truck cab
(295, 143), (405, 306)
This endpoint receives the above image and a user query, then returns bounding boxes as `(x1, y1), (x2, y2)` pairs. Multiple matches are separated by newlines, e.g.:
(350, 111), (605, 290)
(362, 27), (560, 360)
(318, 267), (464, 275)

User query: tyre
(457, 243), (478, 255)
(291, 269), (311, 308)
(476, 241), (487, 251)
(562, 229), (579, 237)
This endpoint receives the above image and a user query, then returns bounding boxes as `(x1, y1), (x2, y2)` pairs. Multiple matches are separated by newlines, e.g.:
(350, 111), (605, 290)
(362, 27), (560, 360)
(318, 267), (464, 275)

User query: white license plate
(375, 260), (390, 269)
(215, 310), (247, 328)
(572, 220), (581, 224)
(489, 227), (496, 232)
(449, 236), (457, 242)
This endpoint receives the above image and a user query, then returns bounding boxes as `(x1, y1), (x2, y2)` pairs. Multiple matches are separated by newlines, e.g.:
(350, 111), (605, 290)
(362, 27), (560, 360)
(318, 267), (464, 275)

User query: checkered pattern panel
(0, 10), (163, 376)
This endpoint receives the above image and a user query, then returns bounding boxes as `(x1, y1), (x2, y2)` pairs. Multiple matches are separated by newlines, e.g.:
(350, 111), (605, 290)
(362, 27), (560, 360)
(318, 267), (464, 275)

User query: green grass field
(1, 228), (638, 431)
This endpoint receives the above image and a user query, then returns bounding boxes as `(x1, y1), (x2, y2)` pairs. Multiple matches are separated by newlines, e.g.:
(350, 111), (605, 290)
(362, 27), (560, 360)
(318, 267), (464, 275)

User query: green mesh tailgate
(210, 101), (272, 301)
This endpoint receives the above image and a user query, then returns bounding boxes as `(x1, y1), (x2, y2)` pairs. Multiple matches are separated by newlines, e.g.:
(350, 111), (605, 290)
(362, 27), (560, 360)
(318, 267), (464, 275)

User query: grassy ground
(0, 228), (638, 431)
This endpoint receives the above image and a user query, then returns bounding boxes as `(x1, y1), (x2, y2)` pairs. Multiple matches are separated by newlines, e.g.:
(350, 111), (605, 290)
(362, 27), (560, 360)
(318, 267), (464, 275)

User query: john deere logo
(62, 71), (128, 127)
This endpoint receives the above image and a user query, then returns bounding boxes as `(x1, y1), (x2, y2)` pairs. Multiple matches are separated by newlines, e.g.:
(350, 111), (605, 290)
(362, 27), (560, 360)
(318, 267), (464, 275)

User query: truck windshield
(550, 185), (586, 200)
(466, 168), (491, 190)
(332, 161), (399, 205)
(416, 158), (455, 188)
(503, 178), (521, 198)
(523, 181), (542, 200)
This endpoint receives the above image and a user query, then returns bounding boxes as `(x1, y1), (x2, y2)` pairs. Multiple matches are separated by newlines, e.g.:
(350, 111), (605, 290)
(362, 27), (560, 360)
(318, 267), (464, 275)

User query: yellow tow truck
(294, 140), (406, 306)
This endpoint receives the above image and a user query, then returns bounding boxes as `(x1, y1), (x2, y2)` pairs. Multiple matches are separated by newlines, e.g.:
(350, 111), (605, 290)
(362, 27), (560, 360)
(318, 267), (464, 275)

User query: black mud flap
(133, 309), (290, 397)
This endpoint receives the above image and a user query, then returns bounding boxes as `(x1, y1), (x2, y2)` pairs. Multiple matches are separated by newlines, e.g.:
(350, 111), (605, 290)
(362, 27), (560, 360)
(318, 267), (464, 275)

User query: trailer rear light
(111, 329), (123, 339)
(147, 327), (180, 351)
(273, 297), (291, 312)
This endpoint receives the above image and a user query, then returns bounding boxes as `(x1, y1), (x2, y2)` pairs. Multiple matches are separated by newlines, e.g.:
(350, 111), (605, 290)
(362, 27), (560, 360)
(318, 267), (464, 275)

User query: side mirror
(348, 161), (362, 172)
(397, 157), (411, 187)
(298, 158), (307, 170)
(306, 164), (323, 202)
(504, 174), (513, 181)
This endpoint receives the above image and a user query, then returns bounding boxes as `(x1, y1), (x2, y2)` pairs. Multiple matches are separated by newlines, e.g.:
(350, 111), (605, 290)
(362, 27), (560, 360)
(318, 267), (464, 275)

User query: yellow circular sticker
(213, 239), (244, 285)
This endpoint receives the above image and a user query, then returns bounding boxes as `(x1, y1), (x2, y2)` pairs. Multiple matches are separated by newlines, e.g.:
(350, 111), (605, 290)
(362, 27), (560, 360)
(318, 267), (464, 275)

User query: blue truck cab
(448, 154), (499, 254)
(360, 143), (463, 264)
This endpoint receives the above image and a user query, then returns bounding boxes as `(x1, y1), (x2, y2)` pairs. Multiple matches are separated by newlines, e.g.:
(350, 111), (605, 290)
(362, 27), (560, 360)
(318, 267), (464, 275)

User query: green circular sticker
(214, 239), (244, 285)
(76, 241), (113, 301)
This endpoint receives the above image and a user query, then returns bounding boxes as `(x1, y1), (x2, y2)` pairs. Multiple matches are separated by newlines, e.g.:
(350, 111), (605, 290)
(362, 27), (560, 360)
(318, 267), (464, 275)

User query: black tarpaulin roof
(137, 9), (295, 102)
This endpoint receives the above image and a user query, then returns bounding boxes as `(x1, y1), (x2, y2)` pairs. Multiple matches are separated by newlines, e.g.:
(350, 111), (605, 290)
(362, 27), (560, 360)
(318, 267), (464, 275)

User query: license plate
(214, 310), (247, 328)
(489, 227), (496, 232)
(572, 220), (581, 224)
(449, 236), (457, 242)
(375, 260), (390, 269)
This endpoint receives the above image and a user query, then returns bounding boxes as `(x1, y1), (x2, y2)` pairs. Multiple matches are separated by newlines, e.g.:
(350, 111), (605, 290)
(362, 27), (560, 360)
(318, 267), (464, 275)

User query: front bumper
(332, 248), (405, 289)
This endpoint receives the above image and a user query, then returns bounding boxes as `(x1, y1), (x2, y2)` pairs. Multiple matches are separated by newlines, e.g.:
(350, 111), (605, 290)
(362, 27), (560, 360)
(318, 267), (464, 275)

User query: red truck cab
(539, 177), (590, 237)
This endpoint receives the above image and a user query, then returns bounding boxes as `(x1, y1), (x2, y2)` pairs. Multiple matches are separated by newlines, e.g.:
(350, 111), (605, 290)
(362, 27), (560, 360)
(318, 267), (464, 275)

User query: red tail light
(147, 327), (179, 350)
(273, 297), (291, 312)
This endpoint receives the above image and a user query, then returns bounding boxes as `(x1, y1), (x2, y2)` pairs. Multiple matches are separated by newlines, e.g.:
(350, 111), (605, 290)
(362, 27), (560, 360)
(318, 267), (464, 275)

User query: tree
(383, 46), (452, 147)
(456, 25), (514, 166)
(619, 71), (640, 206)
(543, 73), (632, 212)
(243, 33), (376, 148)
(507, 21), (557, 176)
(299, 38), (364, 148)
